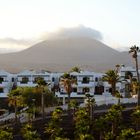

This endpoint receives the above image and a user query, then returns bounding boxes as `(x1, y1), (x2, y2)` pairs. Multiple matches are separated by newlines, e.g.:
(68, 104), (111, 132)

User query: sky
(0, 0), (140, 53)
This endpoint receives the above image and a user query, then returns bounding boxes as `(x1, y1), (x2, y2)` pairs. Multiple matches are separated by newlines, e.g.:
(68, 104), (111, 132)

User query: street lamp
(32, 98), (36, 120)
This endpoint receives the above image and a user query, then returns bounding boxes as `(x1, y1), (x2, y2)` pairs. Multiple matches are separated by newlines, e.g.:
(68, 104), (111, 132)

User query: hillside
(0, 37), (136, 73)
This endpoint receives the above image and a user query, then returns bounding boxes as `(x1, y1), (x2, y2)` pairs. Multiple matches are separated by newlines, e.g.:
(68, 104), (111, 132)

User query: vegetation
(0, 127), (13, 140)
(21, 124), (41, 140)
(45, 107), (65, 140)
(60, 73), (77, 114)
(129, 45), (140, 106)
(2, 63), (140, 140)
(102, 70), (119, 96)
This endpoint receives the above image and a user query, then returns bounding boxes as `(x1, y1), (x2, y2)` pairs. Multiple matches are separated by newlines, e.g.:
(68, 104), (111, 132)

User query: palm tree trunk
(112, 83), (116, 96)
(135, 57), (140, 106)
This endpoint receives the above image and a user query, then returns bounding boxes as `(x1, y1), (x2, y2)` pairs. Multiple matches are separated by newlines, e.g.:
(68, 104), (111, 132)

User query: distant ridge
(0, 37), (137, 73)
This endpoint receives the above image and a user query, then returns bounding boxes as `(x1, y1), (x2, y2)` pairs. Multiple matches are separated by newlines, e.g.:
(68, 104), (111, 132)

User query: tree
(117, 128), (139, 140)
(132, 78), (139, 96)
(132, 106), (140, 131)
(74, 108), (93, 139)
(105, 105), (124, 137)
(45, 107), (64, 139)
(0, 127), (13, 140)
(95, 116), (108, 140)
(129, 45), (140, 106)
(115, 90), (123, 104)
(60, 73), (76, 115)
(103, 70), (119, 96)
(115, 64), (120, 73)
(69, 99), (79, 116)
(21, 124), (41, 140)
(8, 88), (23, 123)
(71, 66), (81, 73)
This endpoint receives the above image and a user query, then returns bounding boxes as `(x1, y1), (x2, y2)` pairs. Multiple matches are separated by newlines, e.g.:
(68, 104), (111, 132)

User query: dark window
(72, 87), (77, 92)
(12, 78), (15, 82)
(0, 88), (3, 93)
(21, 77), (29, 84)
(125, 71), (133, 79)
(0, 77), (4, 83)
(83, 87), (90, 93)
(52, 77), (55, 82)
(94, 86), (104, 95)
(82, 77), (90, 84)
(95, 77), (98, 82)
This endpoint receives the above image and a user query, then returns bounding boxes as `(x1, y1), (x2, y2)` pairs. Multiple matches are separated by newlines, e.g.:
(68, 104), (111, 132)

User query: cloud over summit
(0, 25), (104, 53)
(41, 25), (103, 41)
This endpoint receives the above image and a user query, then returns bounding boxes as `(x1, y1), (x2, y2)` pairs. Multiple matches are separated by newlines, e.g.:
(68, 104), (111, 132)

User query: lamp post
(42, 90), (45, 120)
(32, 98), (36, 120)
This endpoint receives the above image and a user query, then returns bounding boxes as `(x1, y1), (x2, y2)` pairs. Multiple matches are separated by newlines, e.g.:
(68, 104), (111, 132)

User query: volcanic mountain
(0, 37), (136, 73)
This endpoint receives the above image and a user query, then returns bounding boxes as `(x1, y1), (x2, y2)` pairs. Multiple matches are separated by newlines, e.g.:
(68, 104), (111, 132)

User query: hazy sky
(0, 0), (140, 52)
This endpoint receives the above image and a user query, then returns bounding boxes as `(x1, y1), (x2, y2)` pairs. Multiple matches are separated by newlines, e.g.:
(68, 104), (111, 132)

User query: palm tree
(95, 116), (108, 140)
(75, 108), (92, 139)
(115, 64), (120, 73)
(60, 73), (76, 114)
(129, 45), (140, 106)
(103, 70), (119, 96)
(105, 105), (124, 137)
(71, 66), (81, 73)
(8, 88), (23, 123)
(45, 107), (63, 139)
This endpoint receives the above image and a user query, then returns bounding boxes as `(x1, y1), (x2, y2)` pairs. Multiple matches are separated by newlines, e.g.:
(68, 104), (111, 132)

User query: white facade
(16, 70), (51, 87)
(56, 71), (105, 99)
(1, 66), (139, 99)
(118, 65), (137, 79)
(0, 70), (14, 98)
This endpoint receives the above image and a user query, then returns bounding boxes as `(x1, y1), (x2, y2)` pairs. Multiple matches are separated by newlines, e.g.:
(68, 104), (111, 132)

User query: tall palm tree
(115, 64), (120, 73)
(60, 73), (76, 114)
(129, 45), (140, 106)
(8, 88), (23, 123)
(103, 70), (119, 96)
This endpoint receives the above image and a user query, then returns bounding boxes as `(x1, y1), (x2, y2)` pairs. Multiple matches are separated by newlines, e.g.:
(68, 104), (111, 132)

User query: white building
(55, 71), (106, 100)
(16, 70), (51, 87)
(0, 66), (139, 100)
(0, 70), (14, 98)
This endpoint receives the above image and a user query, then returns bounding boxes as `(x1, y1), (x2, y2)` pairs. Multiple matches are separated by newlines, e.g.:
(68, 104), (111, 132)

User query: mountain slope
(0, 37), (135, 72)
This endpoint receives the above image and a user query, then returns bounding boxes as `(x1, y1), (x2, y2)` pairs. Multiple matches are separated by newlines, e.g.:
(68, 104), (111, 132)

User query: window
(72, 87), (77, 92)
(0, 88), (3, 93)
(83, 87), (90, 93)
(0, 77), (4, 83)
(82, 77), (90, 83)
(21, 77), (29, 84)
(94, 86), (104, 95)
(95, 77), (98, 82)
(125, 71), (133, 79)
(12, 78), (15, 82)
(52, 77), (55, 82)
